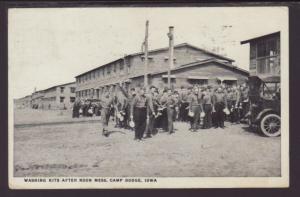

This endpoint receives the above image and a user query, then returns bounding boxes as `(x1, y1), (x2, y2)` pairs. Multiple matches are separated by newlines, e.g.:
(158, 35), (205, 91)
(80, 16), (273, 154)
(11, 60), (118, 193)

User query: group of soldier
(72, 82), (249, 141)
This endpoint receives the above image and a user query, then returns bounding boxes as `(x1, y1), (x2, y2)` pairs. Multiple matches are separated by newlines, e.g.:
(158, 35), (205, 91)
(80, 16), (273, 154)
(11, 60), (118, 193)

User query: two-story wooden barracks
(241, 31), (280, 78)
(75, 43), (249, 99)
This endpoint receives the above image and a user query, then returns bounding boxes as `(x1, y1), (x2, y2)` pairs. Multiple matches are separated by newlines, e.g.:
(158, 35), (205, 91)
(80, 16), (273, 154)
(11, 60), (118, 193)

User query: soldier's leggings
(214, 102), (225, 128)
(133, 107), (147, 140)
(179, 102), (189, 121)
(203, 104), (212, 129)
(101, 108), (110, 130)
(191, 105), (201, 130)
(167, 107), (174, 133)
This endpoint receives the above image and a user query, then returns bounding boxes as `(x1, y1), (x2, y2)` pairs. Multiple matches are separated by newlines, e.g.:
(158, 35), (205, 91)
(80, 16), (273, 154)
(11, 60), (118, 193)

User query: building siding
(150, 62), (248, 89)
(75, 44), (237, 98)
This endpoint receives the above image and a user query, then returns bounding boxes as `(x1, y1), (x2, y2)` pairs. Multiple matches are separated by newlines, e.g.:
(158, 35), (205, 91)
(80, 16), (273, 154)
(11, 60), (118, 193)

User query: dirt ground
(13, 109), (281, 177)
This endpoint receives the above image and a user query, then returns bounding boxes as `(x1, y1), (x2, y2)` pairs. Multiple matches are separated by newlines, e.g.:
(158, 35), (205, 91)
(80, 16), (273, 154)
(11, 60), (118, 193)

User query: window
(254, 37), (280, 75)
(250, 44), (256, 59)
(261, 82), (280, 100)
(107, 66), (111, 75)
(60, 87), (65, 93)
(187, 79), (207, 85)
(257, 38), (279, 58)
(257, 41), (267, 57)
(91, 89), (94, 97)
(70, 97), (75, 103)
(96, 89), (100, 99)
(60, 96), (65, 103)
(119, 62), (125, 75)
(267, 39), (278, 56)
(250, 59), (257, 70)
(126, 61), (131, 74)
(70, 87), (75, 93)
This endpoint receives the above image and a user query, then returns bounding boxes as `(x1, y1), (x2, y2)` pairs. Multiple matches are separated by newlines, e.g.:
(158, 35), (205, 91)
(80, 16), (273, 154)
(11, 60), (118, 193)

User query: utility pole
(167, 26), (174, 89)
(144, 20), (149, 88)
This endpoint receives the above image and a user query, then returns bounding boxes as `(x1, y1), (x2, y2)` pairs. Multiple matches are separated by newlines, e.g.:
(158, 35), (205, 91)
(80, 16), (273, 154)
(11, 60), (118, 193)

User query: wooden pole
(167, 26), (174, 89)
(144, 20), (149, 89)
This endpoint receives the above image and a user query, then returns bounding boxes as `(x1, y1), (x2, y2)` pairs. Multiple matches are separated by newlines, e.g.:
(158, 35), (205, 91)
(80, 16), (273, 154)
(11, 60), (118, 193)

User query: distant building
(30, 82), (76, 110)
(241, 31), (280, 77)
(75, 43), (249, 99)
(14, 95), (32, 109)
(31, 90), (45, 109)
(41, 82), (76, 110)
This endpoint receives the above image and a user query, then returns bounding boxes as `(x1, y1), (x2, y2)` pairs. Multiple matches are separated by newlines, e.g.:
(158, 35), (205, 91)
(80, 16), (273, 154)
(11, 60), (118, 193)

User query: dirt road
(14, 120), (281, 177)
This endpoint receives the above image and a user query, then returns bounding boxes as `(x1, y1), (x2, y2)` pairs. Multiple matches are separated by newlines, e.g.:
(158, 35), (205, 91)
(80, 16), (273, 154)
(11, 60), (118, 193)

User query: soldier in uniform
(145, 86), (158, 138)
(130, 87), (154, 141)
(212, 87), (228, 129)
(179, 86), (189, 122)
(159, 89), (169, 132)
(202, 86), (213, 129)
(230, 86), (241, 124)
(126, 88), (136, 129)
(188, 86), (202, 132)
(72, 98), (80, 118)
(240, 84), (249, 121)
(100, 87), (114, 137)
(166, 88), (177, 134)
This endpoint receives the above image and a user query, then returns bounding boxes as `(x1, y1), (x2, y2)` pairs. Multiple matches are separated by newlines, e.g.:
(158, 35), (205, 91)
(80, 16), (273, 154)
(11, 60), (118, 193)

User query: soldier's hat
(150, 85), (156, 89)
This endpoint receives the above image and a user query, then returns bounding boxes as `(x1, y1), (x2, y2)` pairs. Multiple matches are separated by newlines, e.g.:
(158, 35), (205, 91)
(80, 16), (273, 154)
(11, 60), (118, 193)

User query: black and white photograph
(8, 6), (289, 188)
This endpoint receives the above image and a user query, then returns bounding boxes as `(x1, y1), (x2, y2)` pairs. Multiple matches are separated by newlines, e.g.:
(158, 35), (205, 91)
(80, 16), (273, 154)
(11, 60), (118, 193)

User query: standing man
(145, 86), (158, 138)
(231, 86), (241, 124)
(188, 86), (201, 132)
(130, 87), (154, 141)
(126, 88), (137, 129)
(212, 87), (228, 129)
(179, 86), (189, 122)
(202, 86), (213, 129)
(166, 88), (177, 134)
(159, 89), (169, 132)
(100, 87), (114, 137)
(240, 83), (250, 121)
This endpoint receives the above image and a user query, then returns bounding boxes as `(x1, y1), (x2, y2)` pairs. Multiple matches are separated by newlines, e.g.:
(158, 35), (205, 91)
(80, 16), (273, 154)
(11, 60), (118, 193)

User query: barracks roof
(240, 31), (280, 45)
(75, 43), (235, 78)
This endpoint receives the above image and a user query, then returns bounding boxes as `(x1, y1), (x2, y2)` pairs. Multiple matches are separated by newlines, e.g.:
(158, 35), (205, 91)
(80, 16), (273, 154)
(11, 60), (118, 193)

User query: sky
(8, 7), (288, 99)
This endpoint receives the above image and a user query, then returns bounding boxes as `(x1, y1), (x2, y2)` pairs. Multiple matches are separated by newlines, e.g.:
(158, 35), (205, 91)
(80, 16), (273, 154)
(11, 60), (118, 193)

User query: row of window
(60, 87), (76, 93)
(249, 36), (280, 75)
(77, 60), (129, 84)
(59, 96), (76, 103)
(42, 96), (56, 101)
(76, 56), (177, 84)
(76, 89), (97, 98)
(250, 37), (279, 59)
